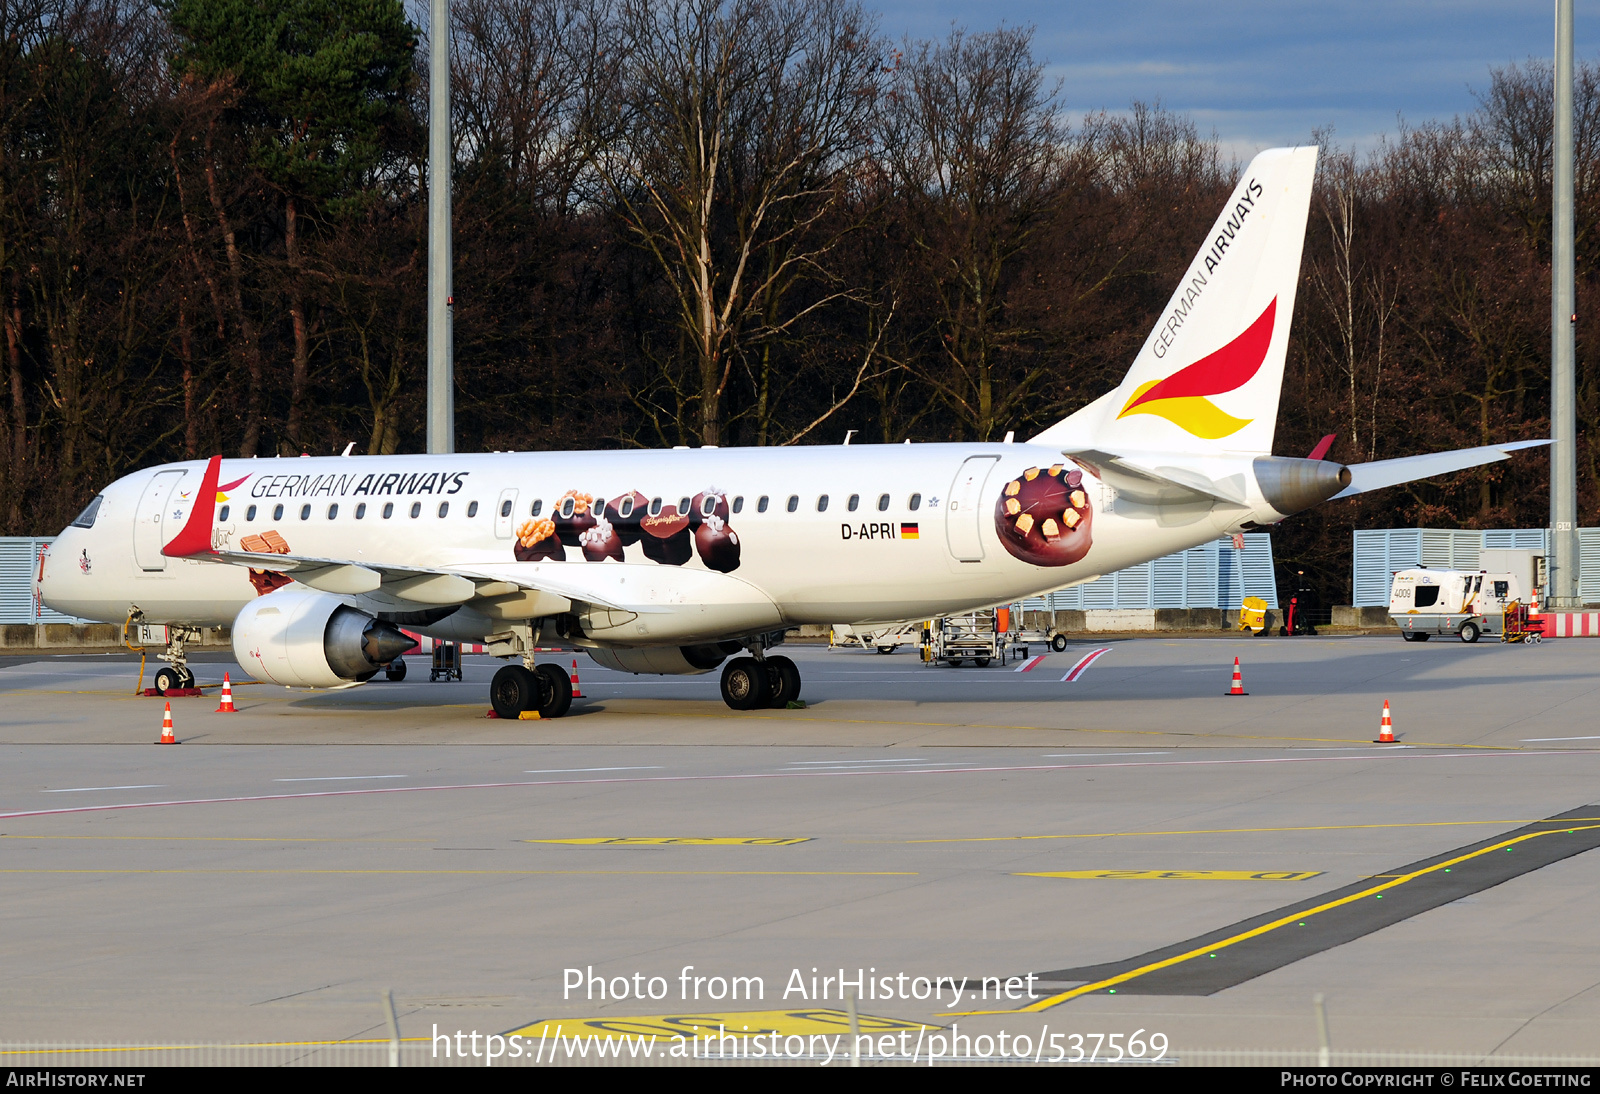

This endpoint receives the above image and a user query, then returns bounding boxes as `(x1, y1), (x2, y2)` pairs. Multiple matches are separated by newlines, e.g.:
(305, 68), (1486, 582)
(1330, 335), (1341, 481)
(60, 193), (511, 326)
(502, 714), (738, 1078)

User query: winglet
(162, 455), (222, 558)
(1307, 433), (1336, 461)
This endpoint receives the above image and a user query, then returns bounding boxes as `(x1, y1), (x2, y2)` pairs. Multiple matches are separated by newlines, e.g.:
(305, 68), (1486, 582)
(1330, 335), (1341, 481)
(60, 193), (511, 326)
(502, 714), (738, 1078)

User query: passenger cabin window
(245, 504), (257, 522)
(382, 503), (394, 519)
(218, 505), (230, 522)
(757, 496), (769, 513)
(299, 504), (311, 520)
(530, 499), (543, 517)
(847, 494), (859, 512)
(649, 497), (663, 516)
(732, 496), (744, 514)
(700, 495), (717, 516)
(438, 502), (449, 518)
(786, 495), (798, 512)
(355, 503), (366, 519)
(877, 494), (890, 511)
(500, 499), (513, 518)
(327, 504), (338, 519)
(559, 497), (575, 519)
(70, 496), (103, 528)
(410, 502), (422, 518)
(1413, 585), (1441, 608)
(467, 501), (478, 517)
(617, 496), (635, 517)
(908, 493), (921, 511)
(816, 495), (829, 512)
(678, 496), (692, 513)
(273, 504), (285, 520)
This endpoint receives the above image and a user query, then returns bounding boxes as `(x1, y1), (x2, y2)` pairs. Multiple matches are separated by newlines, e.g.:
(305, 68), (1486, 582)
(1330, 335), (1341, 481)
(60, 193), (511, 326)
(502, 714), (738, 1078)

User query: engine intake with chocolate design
(994, 464), (1094, 566)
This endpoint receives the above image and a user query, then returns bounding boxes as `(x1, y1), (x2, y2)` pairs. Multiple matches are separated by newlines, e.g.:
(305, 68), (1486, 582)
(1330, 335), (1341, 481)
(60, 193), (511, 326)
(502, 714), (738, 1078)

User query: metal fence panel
(0, 537), (86, 624)
(1353, 527), (1594, 606)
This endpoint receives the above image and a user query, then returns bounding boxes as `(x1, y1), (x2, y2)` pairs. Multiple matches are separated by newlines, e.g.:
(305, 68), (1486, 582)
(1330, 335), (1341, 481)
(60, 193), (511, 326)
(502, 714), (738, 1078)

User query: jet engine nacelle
(232, 588), (416, 687)
(585, 644), (734, 676)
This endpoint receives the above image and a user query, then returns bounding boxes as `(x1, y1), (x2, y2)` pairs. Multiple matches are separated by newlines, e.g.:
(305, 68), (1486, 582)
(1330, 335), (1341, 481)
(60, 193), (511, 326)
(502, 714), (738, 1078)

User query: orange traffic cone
(215, 672), (235, 713)
(1374, 700), (1396, 743)
(569, 659), (585, 698)
(1227, 656), (1248, 696)
(1530, 588), (1541, 615)
(158, 702), (177, 745)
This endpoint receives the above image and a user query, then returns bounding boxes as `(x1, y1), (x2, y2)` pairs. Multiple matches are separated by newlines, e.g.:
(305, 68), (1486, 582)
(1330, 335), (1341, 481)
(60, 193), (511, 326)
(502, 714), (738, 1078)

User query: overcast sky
(874, 1), (1600, 160)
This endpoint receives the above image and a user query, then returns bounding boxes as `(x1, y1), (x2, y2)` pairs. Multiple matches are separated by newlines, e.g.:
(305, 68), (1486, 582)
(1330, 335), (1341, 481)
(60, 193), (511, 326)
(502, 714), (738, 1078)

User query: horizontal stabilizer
(1331, 440), (1549, 499)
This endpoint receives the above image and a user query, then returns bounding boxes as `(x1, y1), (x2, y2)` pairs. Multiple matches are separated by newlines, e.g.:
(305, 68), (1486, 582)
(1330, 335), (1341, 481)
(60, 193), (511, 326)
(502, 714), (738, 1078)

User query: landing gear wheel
(764, 656), (802, 707)
(151, 666), (180, 694)
(720, 658), (771, 710)
(1459, 621), (1480, 644)
(176, 666), (196, 689)
(385, 657), (407, 681)
(490, 664), (539, 720)
(974, 657), (992, 668)
(1050, 633), (1068, 652)
(535, 663), (573, 718)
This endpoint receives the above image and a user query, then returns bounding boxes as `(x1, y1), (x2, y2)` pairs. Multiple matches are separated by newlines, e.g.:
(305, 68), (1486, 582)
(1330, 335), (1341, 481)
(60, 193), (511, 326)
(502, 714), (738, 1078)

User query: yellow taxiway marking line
(907, 818), (1600, 844)
(1018, 869), (1323, 881)
(949, 822), (1600, 1016)
(0, 868), (912, 876)
(632, 709), (1516, 749)
(524, 837), (812, 846)
(508, 1008), (930, 1040)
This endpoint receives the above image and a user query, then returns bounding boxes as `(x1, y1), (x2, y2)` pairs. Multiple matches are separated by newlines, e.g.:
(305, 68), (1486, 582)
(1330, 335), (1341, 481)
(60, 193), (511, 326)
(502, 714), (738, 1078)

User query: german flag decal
(900, 523), (919, 539)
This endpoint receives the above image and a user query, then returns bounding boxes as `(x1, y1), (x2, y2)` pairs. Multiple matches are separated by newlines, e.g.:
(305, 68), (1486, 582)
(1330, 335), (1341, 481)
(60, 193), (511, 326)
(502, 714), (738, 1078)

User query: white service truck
(1388, 553), (1538, 643)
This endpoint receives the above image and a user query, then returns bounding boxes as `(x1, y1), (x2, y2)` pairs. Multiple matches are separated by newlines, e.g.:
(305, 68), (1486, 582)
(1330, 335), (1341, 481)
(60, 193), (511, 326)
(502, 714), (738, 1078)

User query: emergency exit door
(945, 456), (999, 562)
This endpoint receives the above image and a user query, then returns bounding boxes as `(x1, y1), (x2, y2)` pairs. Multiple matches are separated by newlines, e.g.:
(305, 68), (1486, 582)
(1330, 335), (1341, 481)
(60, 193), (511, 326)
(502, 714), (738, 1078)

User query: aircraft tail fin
(1031, 146), (1319, 457)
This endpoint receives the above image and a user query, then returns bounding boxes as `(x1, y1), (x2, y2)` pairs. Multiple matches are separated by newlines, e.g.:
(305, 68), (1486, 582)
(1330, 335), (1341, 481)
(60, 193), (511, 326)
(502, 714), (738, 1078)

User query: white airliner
(37, 147), (1544, 717)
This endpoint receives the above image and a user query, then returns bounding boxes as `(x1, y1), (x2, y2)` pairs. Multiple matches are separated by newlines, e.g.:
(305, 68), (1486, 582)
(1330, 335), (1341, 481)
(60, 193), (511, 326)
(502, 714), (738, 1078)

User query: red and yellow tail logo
(1117, 298), (1276, 439)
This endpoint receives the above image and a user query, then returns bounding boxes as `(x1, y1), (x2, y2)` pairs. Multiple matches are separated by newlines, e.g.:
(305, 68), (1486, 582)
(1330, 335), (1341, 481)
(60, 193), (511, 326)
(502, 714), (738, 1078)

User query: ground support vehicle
(1389, 567), (1531, 644)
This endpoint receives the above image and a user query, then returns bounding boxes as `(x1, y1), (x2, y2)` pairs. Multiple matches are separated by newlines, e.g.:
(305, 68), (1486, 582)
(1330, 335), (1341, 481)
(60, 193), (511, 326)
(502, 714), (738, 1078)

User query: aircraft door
(945, 456), (1000, 562)
(494, 488), (519, 539)
(133, 470), (186, 571)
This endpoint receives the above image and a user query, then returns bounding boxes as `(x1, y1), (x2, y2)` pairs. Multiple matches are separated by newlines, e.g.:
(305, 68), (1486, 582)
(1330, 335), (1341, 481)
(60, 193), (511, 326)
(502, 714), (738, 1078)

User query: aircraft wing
(1330, 440), (1549, 500)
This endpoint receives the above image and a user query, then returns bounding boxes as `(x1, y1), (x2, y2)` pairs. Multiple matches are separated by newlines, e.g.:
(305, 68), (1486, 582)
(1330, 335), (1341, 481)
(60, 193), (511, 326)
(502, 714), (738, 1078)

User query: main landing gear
(489, 663), (573, 720)
(719, 655), (801, 710)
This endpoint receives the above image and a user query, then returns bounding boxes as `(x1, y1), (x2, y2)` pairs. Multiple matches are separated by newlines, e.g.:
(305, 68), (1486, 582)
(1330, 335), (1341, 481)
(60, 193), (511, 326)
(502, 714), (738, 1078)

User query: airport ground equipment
(1239, 596), (1268, 635)
(1279, 571), (1320, 635)
(928, 612), (1002, 667)
(830, 622), (920, 654)
(430, 641), (462, 682)
(1390, 567), (1534, 643)
(993, 602), (1067, 654)
(1501, 601), (1544, 644)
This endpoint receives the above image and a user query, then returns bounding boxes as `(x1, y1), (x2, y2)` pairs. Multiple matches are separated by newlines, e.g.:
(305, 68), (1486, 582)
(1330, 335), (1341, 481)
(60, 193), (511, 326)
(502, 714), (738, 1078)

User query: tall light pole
(1551, 0), (1579, 606)
(426, 0), (454, 454)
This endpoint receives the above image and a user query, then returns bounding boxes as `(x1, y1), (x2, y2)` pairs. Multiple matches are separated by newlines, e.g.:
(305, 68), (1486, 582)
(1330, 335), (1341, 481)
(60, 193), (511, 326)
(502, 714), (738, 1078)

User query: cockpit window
(70, 496), (103, 529)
